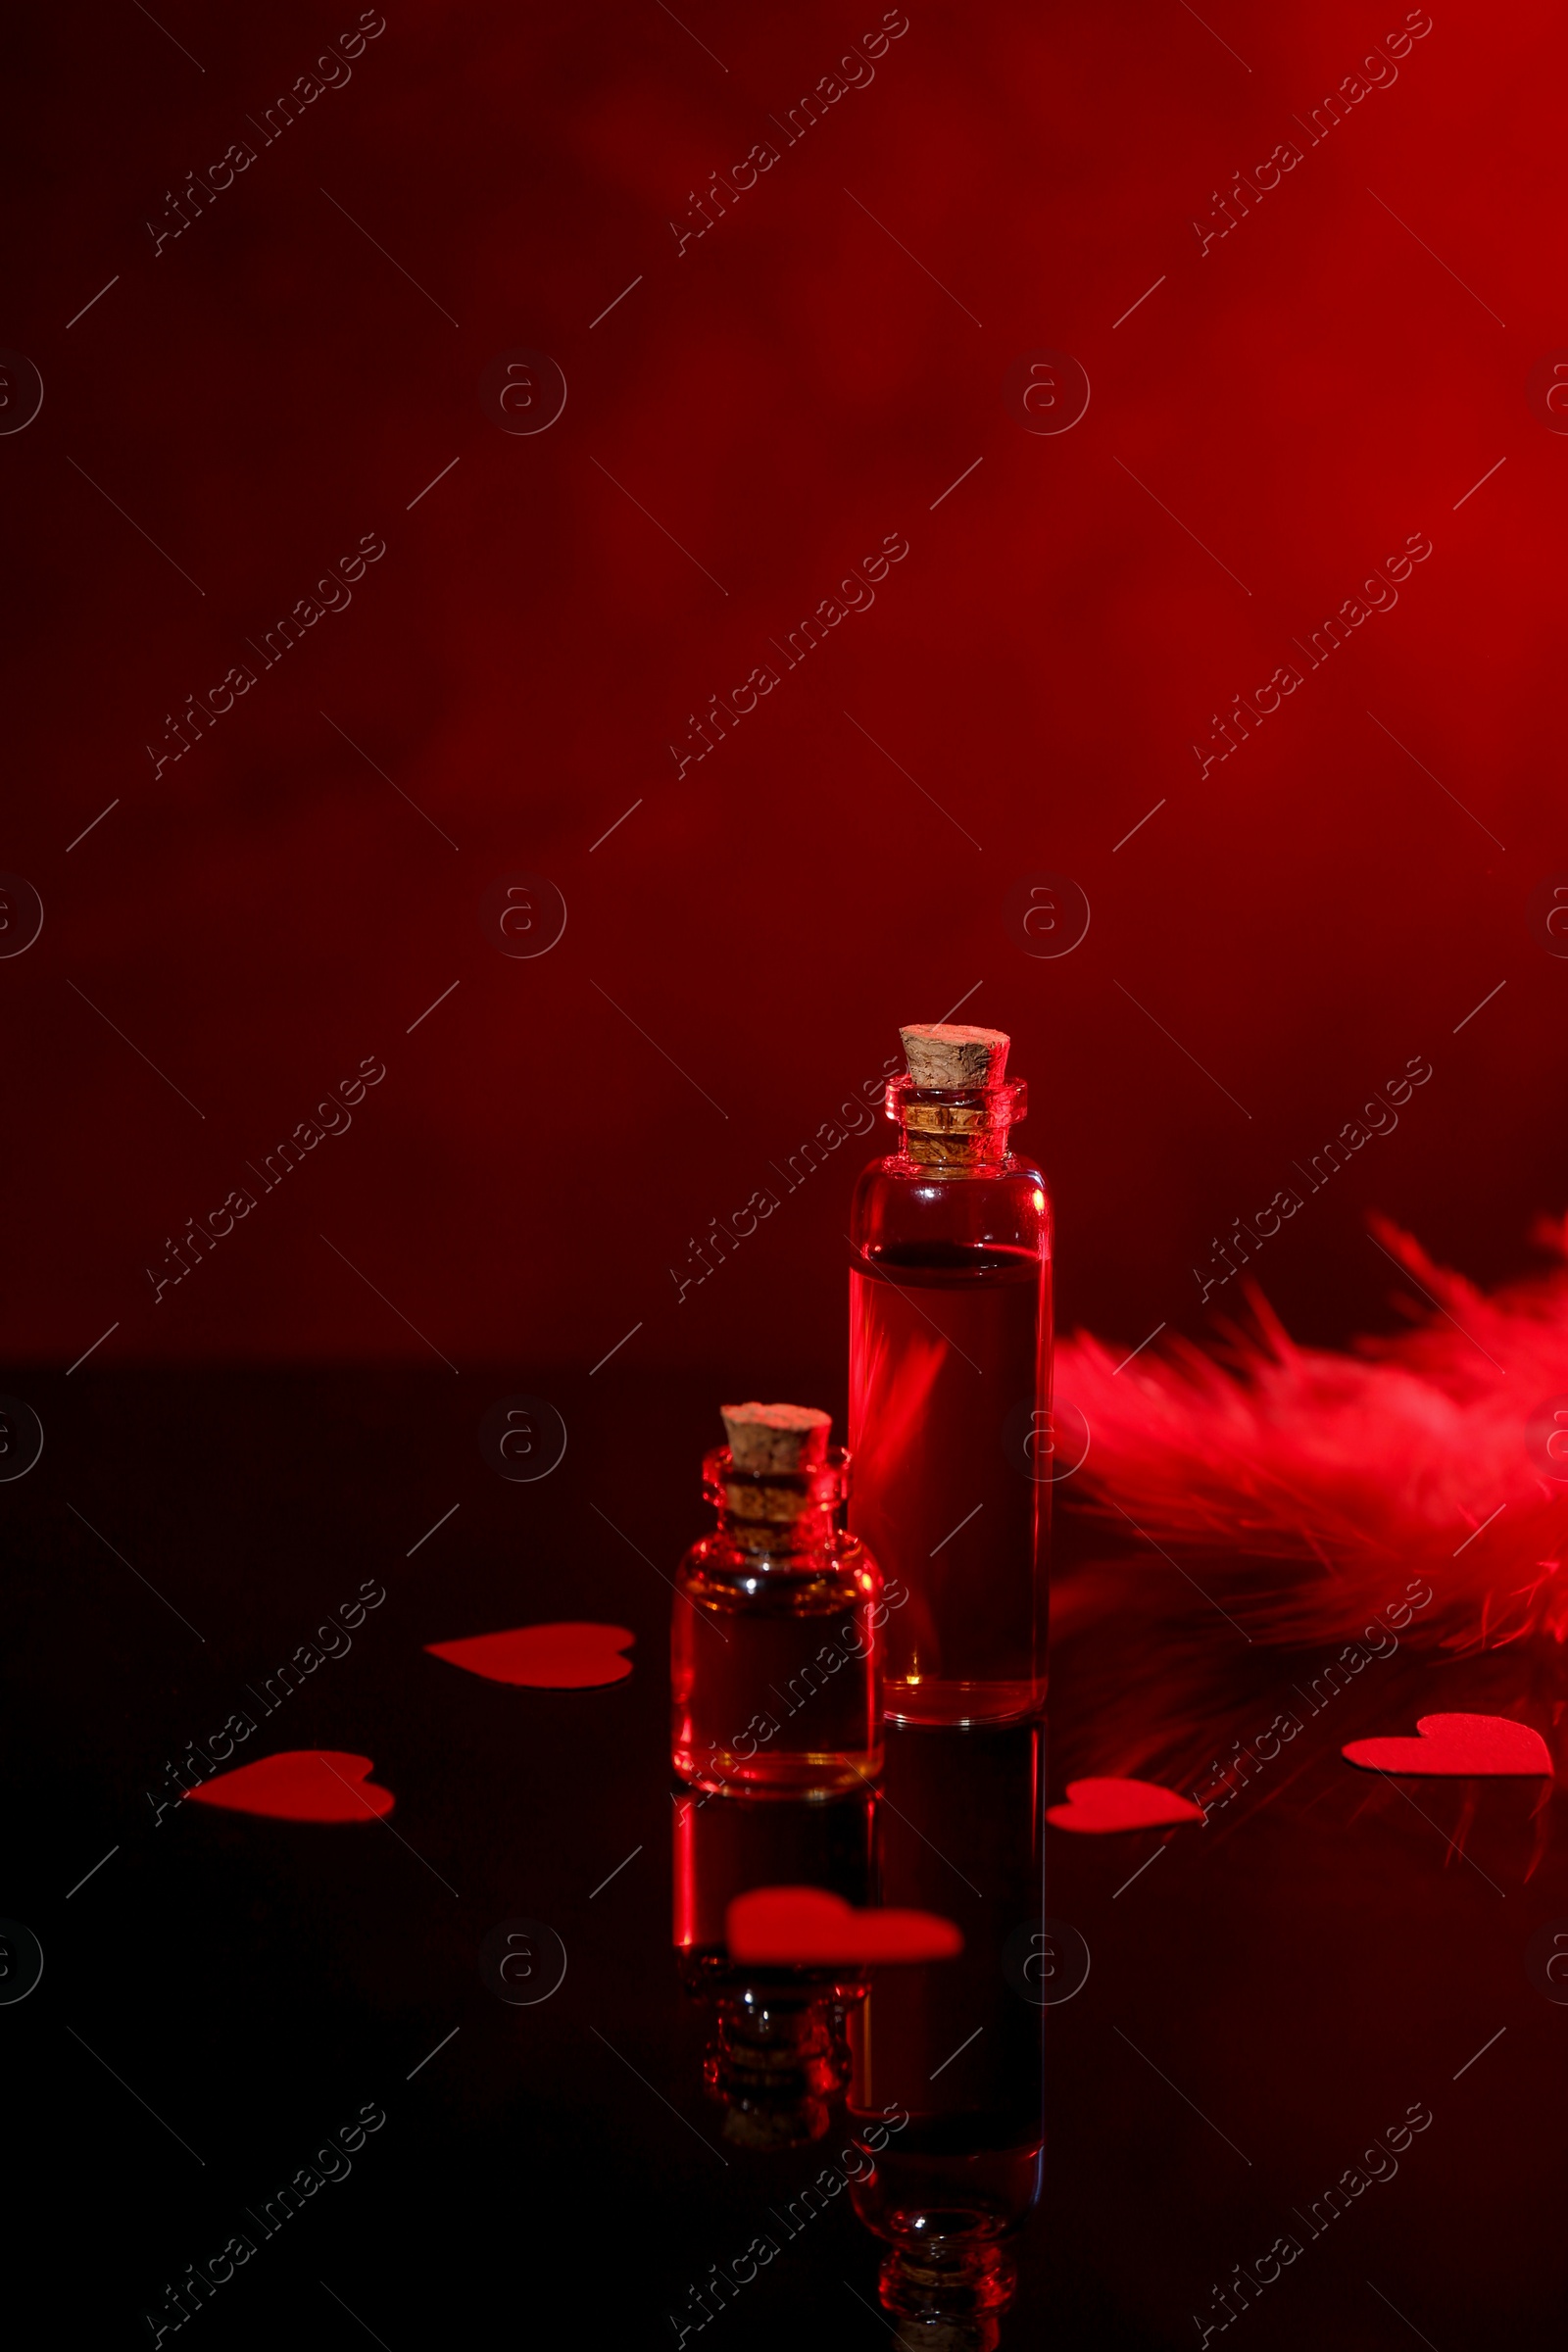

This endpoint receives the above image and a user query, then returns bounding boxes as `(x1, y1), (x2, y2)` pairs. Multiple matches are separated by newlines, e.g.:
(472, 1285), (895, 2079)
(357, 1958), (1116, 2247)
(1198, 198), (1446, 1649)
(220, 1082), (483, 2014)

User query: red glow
(7, 6), (1568, 1378)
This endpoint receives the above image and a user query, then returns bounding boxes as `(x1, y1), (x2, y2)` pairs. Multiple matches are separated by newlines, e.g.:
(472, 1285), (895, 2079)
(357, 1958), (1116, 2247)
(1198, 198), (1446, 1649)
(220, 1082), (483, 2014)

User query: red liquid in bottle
(671, 1547), (881, 1796)
(850, 1068), (1051, 1726)
(671, 1443), (883, 1796)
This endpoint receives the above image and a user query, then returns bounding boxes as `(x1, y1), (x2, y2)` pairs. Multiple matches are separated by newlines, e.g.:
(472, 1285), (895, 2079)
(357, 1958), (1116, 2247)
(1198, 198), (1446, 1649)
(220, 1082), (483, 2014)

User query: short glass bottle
(671, 1430), (883, 1797)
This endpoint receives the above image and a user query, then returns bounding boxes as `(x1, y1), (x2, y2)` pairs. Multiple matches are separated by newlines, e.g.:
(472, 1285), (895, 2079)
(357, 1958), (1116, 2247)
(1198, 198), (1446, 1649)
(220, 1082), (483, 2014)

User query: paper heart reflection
(1343, 1712), (1552, 1777)
(1046, 1777), (1204, 1834)
(184, 1750), (395, 1822)
(725, 1886), (962, 1965)
(424, 1622), (634, 1689)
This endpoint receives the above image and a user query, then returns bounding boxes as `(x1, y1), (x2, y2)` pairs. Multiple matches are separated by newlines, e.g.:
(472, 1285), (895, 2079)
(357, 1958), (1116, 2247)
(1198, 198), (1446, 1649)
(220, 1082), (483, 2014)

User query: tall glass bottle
(850, 1025), (1051, 1726)
(671, 1401), (883, 1796)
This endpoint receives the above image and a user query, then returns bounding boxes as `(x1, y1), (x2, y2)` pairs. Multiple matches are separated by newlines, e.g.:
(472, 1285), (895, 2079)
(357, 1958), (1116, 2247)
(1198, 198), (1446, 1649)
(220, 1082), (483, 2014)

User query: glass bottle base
(884, 1678), (1044, 1729)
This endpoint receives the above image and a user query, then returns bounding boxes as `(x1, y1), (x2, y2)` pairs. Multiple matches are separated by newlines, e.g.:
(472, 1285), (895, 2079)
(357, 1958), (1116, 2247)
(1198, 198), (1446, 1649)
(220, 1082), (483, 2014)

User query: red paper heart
(424, 1621), (635, 1689)
(725, 1886), (962, 1965)
(1342, 1712), (1552, 1777)
(184, 1749), (395, 1822)
(1046, 1777), (1204, 1834)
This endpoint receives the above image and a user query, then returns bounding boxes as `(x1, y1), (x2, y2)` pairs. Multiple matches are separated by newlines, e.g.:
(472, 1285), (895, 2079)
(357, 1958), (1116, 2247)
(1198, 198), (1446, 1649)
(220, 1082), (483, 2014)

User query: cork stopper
(720, 1402), (831, 1474)
(893, 1024), (1022, 1170)
(901, 1023), (1010, 1091)
(717, 1403), (834, 1537)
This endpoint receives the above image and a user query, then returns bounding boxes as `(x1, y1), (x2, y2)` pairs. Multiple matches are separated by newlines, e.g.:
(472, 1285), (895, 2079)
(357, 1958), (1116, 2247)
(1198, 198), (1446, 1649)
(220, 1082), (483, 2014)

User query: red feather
(1055, 1215), (1568, 1655)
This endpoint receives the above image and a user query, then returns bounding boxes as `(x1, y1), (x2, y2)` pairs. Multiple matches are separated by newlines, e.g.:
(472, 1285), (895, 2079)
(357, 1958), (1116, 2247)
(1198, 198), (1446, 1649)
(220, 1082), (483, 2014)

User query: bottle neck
(704, 1445), (850, 1560)
(700, 1976), (858, 2149)
(713, 1502), (837, 1557)
(887, 1076), (1026, 1175)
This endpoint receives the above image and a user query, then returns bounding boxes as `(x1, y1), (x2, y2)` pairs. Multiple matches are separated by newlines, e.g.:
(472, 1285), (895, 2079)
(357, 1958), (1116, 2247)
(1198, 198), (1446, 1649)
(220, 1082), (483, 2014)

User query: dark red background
(5, 0), (1564, 1374)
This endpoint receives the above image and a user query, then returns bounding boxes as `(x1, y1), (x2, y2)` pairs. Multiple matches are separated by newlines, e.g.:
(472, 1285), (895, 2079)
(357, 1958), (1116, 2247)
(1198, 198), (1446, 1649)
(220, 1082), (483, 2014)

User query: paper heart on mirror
(725, 1886), (962, 1965)
(1343, 1712), (1551, 1777)
(424, 1622), (634, 1688)
(1046, 1777), (1204, 1833)
(184, 1749), (395, 1822)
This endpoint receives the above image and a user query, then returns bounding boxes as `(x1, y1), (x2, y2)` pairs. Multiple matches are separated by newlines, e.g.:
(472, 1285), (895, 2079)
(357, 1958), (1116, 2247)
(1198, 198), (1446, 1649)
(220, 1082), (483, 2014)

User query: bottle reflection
(847, 1723), (1044, 2349)
(671, 1724), (1044, 2342)
(673, 1785), (874, 2150)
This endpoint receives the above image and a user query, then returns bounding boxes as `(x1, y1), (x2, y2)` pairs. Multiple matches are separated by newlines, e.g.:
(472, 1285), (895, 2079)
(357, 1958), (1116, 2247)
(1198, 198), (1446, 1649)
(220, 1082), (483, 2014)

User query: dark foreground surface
(2, 1370), (1562, 2348)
